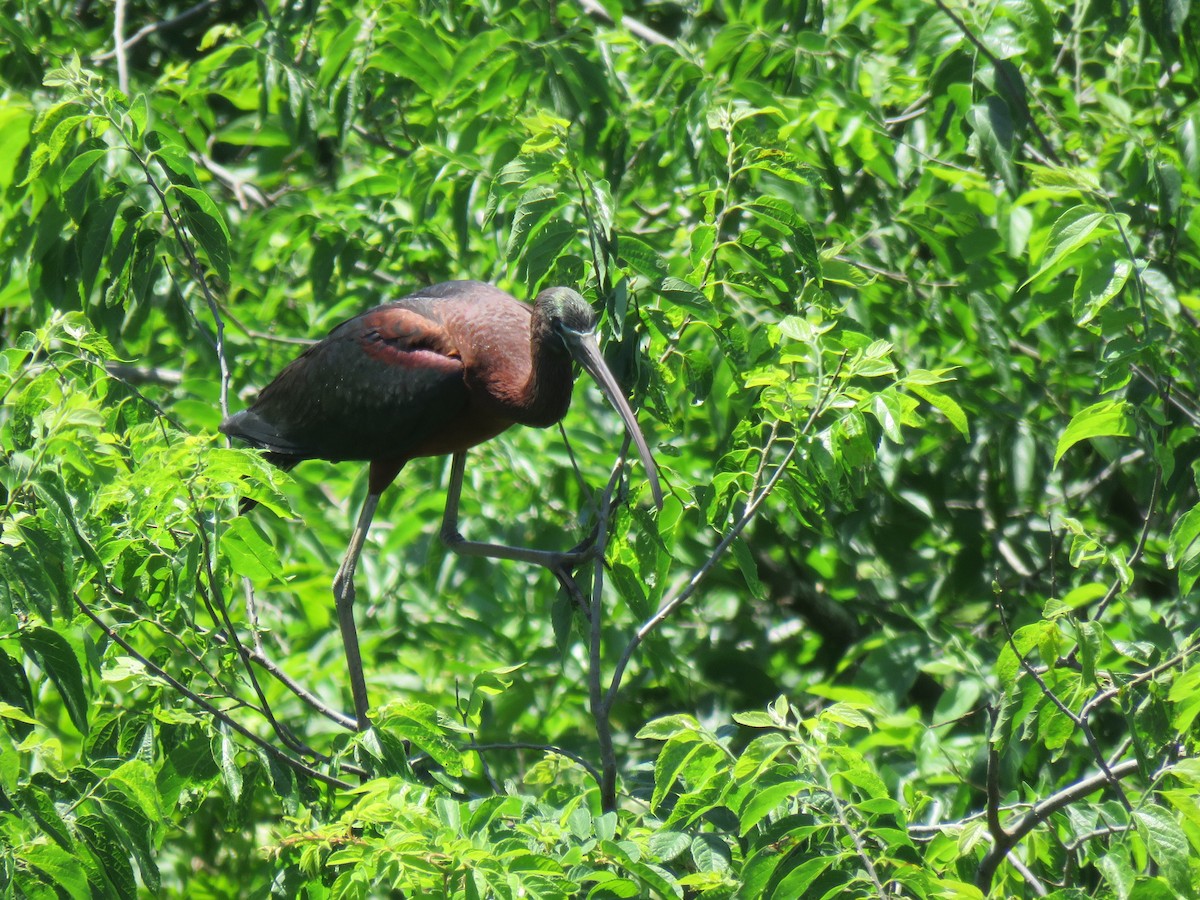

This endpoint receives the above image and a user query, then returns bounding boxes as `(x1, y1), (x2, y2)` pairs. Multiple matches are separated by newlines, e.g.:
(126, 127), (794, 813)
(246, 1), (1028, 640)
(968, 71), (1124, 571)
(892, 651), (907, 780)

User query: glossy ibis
(221, 280), (662, 730)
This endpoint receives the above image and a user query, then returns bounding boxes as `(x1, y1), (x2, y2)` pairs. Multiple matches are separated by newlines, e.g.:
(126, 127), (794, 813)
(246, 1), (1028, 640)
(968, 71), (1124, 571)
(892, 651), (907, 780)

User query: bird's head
(532, 286), (663, 509)
(535, 287), (598, 353)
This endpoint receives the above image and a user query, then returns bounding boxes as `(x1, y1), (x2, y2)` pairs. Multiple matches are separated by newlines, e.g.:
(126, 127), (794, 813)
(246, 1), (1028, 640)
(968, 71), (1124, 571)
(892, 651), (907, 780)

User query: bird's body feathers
(220, 281), (575, 471)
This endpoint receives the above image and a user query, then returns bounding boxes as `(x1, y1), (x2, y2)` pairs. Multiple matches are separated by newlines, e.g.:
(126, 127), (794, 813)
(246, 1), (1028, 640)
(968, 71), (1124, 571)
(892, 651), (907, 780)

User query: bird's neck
(517, 323), (575, 427)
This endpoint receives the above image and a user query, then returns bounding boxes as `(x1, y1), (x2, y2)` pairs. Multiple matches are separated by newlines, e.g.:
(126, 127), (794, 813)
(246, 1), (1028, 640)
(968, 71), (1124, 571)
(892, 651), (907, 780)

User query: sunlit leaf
(1054, 400), (1135, 466)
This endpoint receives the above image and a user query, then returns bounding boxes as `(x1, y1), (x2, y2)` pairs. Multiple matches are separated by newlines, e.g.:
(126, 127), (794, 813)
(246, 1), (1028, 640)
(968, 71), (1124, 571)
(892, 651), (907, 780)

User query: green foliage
(2, 0), (1199, 897)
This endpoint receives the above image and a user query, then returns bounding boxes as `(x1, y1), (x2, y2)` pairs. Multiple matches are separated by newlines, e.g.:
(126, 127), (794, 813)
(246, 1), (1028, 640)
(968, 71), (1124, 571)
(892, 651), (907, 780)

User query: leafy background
(2, 0), (1199, 897)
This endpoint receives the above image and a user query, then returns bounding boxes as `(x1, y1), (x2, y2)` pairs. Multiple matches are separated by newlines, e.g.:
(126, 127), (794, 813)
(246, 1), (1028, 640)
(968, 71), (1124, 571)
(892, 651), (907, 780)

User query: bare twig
(195, 154), (269, 210)
(834, 255), (960, 289)
(1080, 638), (1200, 718)
(605, 440), (797, 702)
(589, 462), (617, 810)
(1008, 854), (1048, 897)
(604, 353), (844, 716)
(191, 509), (333, 760)
(1092, 459), (1161, 621)
(985, 708), (1007, 843)
(104, 362), (184, 386)
(130, 150), (232, 419)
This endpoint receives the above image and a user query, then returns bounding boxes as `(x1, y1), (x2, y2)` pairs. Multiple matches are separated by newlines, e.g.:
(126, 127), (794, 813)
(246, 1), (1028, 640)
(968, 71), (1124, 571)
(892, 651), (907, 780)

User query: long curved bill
(565, 330), (664, 510)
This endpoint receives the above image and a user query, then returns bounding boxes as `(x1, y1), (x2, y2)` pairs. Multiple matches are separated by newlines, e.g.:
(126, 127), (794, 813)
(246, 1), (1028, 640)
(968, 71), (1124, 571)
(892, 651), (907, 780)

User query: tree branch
(975, 758), (1140, 891)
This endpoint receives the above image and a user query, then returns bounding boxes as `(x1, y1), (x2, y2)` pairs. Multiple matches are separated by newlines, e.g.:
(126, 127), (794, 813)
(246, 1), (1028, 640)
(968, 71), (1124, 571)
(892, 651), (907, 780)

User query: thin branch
(834, 255), (960, 289)
(604, 352), (844, 713)
(605, 439), (798, 704)
(1092, 456), (1161, 621)
(576, 0), (674, 47)
(985, 707), (1007, 843)
(113, 0), (129, 93)
(126, 144), (232, 419)
(589, 452), (619, 811)
(1063, 822), (1134, 852)
(815, 757), (888, 896)
(75, 591), (351, 790)
(1080, 638), (1200, 718)
(210, 630), (358, 730)
(997, 600), (1132, 812)
(975, 759), (1139, 890)
(1008, 854), (1048, 897)
(192, 515), (333, 760)
(104, 362), (184, 386)
(930, 0), (1062, 166)
(1131, 363), (1200, 426)
(95, 0), (220, 61)
(194, 153), (269, 210)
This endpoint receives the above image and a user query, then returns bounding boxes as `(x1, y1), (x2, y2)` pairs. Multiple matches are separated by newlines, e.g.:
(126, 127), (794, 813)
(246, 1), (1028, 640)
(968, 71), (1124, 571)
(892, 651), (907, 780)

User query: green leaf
(1167, 664), (1200, 733)
(21, 785), (75, 852)
(76, 813), (137, 900)
(377, 700), (464, 776)
(1133, 807), (1191, 895)
(19, 625), (89, 735)
(638, 714), (701, 740)
(1054, 400), (1135, 466)
(505, 185), (558, 262)
(648, 830), (691, 862)
(1025, 205), (1115, 286)
(744, 148), (821, 185)
(907, 383), (969, 438)
(738, 779), (803, 834)
(651, 732), (704, 811)
(690, 833), (732, 873)
(221, 517), (283, 582)
(969, 97), (1017, 192)
(655, 277), (710, 314)
(1167, 504), (1200, 595)
(172, 185), (231, 281)
(108, 759), (165, 828)
(22, 843), (91, 900)
(773, 855), (835, 898)
(731, 536), (765, 600)
(619, 234), (668, 278)
(59, 147), (108, 194)
(1073, 255), (1132, 326)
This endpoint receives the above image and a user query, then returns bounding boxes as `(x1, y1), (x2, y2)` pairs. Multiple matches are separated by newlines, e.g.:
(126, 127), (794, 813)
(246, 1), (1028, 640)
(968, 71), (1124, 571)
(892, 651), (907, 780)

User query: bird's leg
(439, 452), (597, 571)
(332, 490), (380, 731)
